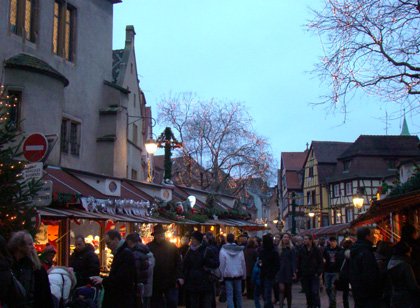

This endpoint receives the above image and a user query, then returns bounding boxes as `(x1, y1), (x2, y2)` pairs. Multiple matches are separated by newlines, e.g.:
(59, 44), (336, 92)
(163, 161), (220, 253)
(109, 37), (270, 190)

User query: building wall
(0, 0), (117, 174)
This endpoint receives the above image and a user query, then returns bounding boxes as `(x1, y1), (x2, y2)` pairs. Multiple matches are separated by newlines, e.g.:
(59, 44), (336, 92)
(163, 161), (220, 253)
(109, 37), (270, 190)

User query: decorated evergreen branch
(0, 84), (41, 240)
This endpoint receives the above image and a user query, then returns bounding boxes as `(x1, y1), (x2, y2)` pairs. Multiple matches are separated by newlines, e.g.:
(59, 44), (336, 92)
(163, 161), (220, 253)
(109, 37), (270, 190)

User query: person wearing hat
(323, 236), (342, 308)
(183, 231), (220, 308)
(147, 224), (183, 308)
(39, 244), (57, 271)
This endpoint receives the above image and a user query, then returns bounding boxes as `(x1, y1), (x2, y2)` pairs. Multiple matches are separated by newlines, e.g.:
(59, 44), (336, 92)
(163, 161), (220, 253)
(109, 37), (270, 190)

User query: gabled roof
(311, 141), (353, 163)
(338, 135), (420, 160)
(281, 152), (306, 170)
(285, 171), (301, 190)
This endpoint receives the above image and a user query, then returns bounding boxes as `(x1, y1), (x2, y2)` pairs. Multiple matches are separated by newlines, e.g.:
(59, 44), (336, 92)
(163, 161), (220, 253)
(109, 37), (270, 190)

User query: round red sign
(23, 133), (48, 162)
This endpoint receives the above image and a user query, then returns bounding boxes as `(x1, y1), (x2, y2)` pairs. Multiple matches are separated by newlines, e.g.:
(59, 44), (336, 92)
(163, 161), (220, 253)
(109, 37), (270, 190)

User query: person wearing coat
(69, 235), (100, 287)
(219, 233), (247, 308)
(349, 227), (381, 308)
(297, 234), (323, 308)
(8, 230), (53, 308)
(126, 232), (150, 308)
(48, 266), (77, 307)
(91, 230), (136, 308)
(183, 231), (220, 308)
(147, 224), (183, 308)
(387, 241), (420, 308)
(0, 234), (21, 308)
(276, 233), (297, 308)
(244, 238), (258, 300)
(259, 233), (280, 308)
(143, 249), (155, 308)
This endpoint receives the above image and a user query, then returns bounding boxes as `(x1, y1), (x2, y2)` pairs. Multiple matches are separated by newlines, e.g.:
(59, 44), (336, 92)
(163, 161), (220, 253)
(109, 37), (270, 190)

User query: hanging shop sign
(21, 162), (44, 181)
(32, 180), (53, 207)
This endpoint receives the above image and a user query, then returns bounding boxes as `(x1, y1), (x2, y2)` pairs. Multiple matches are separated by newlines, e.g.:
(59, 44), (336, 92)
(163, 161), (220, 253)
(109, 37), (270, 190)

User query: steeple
(400, 114), (410, 136)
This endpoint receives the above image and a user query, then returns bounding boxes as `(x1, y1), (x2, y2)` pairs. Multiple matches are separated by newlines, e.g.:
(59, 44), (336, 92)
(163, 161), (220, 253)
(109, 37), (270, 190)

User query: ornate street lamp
(352, 187), (365, 209)
(145, 127), (182, 184)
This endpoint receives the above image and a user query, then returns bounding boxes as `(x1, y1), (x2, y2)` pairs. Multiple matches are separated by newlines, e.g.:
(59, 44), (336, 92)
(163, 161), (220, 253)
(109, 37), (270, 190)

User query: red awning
(43, 166), (109, 200)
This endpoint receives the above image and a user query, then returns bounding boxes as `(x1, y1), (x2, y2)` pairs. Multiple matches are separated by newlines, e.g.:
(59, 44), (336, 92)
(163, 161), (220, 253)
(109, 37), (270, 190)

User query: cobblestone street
(216, 283), (354, 308)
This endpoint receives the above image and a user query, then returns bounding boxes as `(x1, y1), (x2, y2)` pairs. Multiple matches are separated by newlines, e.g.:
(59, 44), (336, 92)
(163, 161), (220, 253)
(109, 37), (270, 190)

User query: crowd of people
(0, 224), (419, 308)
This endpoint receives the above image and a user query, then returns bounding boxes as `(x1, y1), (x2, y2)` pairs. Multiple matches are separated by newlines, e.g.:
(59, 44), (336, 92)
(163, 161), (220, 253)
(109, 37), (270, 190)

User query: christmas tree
(0, 84), (40, 240)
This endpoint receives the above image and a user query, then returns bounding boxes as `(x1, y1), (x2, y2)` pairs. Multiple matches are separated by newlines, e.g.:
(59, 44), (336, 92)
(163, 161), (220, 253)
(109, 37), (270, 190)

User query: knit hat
(42, 244), (57, 255)
(191, 231), (203, 243)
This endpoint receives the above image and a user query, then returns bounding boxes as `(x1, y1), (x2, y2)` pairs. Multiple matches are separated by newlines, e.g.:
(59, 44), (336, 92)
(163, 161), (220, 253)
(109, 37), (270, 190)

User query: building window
(308, 166), (314, 178)
(306, 191), (311, 205)
(311, 191), (316, 206)
(132, 123), (138, 145)
(61, 118), (80, 156)
(346, 208), (354, 223)
(60, 119), (68, 153)
(333, 184), (340, 197)
(6, 90), (22, 129)
(343, 160), (351, 172)
(387, 159), (397, 170)
(345, 182), (352, 196)
(53, 1), (76, 61)
(131, 169), (137, 180)
(9, 0), (38, 42)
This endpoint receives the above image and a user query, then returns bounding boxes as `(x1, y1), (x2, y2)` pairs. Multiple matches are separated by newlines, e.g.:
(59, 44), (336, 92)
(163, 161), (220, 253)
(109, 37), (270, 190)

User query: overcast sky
(113, 0), (420, 164)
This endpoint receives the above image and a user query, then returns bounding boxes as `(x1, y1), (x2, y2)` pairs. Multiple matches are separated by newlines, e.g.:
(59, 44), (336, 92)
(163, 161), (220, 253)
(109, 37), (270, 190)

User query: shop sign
(32, 180), (53, 207)
(21, 162), (44, 181)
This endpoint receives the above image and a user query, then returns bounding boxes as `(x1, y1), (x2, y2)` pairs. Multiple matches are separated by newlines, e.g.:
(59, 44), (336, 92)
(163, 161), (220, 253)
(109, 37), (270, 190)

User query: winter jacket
(244, 246), (258, 277)
(131, 243), (150, 285)
(147, 239), (182, 293)
(297, 245), (323, 278)
(349, 239), (381, 301)
(336, 248), (350, 282)
(323, 246), (342, 273)
(387, 255), (420, 307)
(102, 241), (136, 308)
(183, 244), (220, 293)
(48, 267), (77, 304)
(0, 257), (17, 308)
(259, 247), (279, 280)
(276, 246), (297, 284)
(143, 252), (155, 298)
(12, 256), (53, 308)
(69, 244), (100, 287)
(219, 243), (246, 280)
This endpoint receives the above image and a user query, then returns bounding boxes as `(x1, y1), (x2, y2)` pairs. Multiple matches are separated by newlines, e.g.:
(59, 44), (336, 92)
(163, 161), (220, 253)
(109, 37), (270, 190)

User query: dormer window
(343, 160), (351, 172)
(387, 159), (397, 170)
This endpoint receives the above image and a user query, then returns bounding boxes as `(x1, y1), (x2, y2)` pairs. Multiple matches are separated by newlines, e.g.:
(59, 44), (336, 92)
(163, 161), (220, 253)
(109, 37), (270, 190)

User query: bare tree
(157, 93), (275, 194)
(308, 0), (420, 112)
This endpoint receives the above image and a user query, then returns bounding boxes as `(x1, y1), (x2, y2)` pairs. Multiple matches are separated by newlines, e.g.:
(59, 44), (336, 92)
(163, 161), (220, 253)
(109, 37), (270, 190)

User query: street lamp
(352, 187), (365, 209)
(145, 138), (158, 183)
(145, 127), (182, 184)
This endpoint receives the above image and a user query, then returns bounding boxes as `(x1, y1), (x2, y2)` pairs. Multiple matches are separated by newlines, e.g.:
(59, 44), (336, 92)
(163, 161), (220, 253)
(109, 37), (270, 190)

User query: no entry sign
(23, 133), (48, 162)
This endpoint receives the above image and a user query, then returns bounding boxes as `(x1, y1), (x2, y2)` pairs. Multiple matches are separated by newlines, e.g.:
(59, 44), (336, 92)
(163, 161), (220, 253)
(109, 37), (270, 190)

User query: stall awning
(204, 219), (268, 230)
(351, 190), (420, 227)
(44, 166), (109, 200)
(38, 206), (169, 224)
(300, 223), (351, 237)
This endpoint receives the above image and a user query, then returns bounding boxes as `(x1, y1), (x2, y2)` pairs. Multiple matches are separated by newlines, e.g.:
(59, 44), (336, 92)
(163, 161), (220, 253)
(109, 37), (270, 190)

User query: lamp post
(145, 127), (182, 184)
